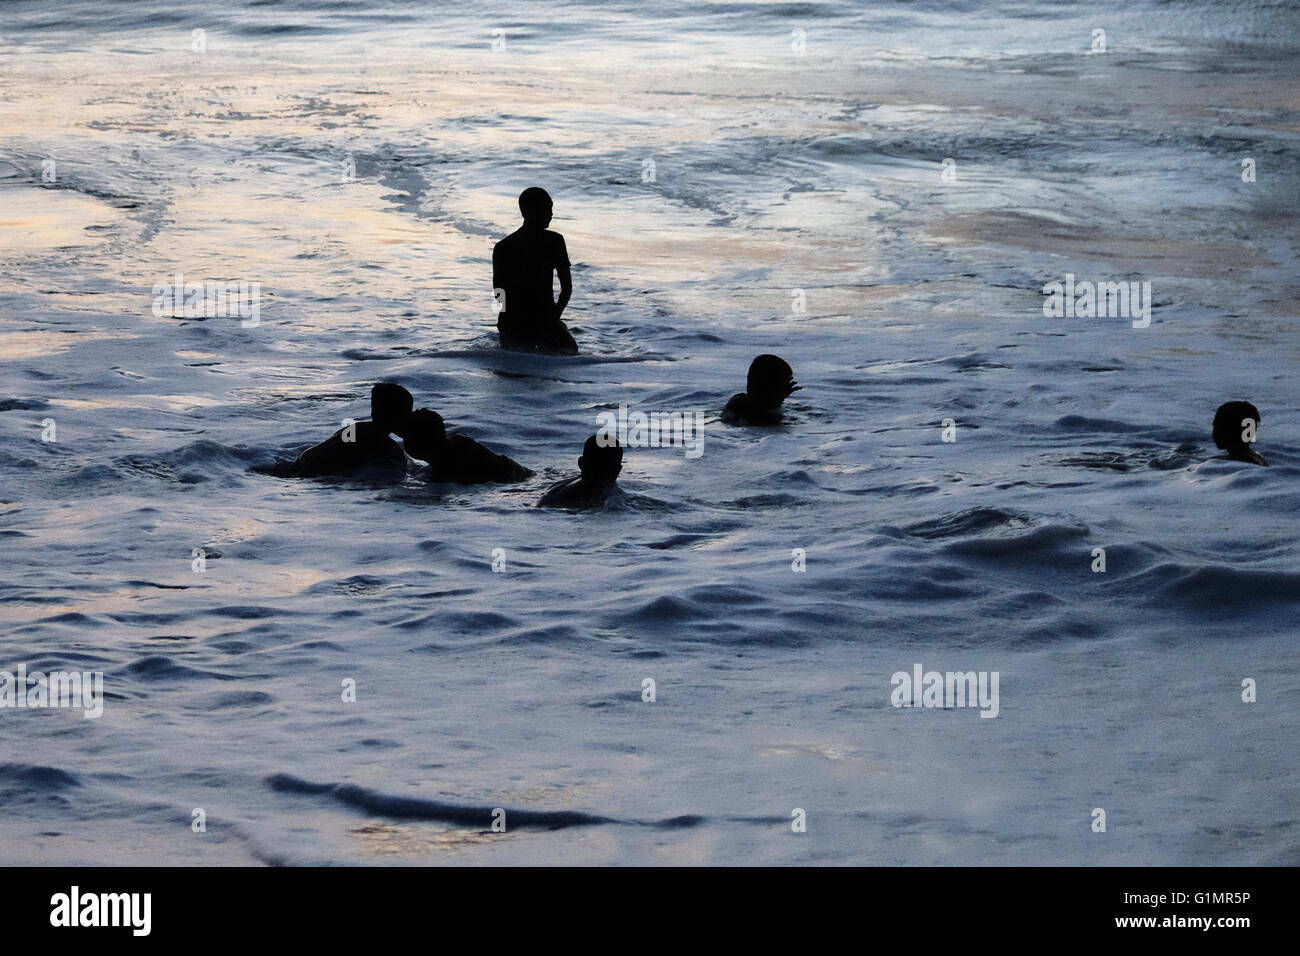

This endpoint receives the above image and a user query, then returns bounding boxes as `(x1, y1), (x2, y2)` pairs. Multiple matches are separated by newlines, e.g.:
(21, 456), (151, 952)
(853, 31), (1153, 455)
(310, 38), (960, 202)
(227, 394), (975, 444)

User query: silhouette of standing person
(492, 187), (578, 354)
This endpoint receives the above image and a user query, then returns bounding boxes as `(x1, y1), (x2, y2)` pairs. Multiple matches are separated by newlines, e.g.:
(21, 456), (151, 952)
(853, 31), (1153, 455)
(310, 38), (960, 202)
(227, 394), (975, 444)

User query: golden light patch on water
(488, 768), (614, 809)
(153, 188), (483, 297)
(762, 743), (849, 761)
(114, 428), (174, 440)
(756, 191), (890, 241)
(864, 357), (940, 373)
(0, 603), (85, 625)
(146, 563), (338, 602)
(0, 187), (122, 254)
(201, 517), (268, 545)
(233, 566), (338, 599)
(0, 582), (242, 634)
(49, 393), (226, 412)
(493, 782), (604, 807)
(932, 211), (1270, 278)
(0, 54), (888, 310)
(149, 393), (225, 412)
(12, 568), (336, 617)
(69, 587), (211, 618)
(350, 821), (497, 857)
(566, 228), (790, 283)
(648, 829), (724, 865)
(46, 397), (145, 411)
(1242, 292), (1300, 319)
(0, 330), (119, 361)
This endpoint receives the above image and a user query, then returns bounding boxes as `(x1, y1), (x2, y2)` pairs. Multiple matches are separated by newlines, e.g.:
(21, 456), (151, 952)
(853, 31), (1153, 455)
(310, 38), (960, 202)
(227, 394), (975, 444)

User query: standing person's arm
(553, 236), (572, 321)
(492, 242), (506, 314)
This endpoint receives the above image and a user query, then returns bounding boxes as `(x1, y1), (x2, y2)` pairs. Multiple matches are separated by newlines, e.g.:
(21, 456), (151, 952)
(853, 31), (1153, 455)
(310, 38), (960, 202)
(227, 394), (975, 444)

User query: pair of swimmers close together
(272, 353), (802, 508)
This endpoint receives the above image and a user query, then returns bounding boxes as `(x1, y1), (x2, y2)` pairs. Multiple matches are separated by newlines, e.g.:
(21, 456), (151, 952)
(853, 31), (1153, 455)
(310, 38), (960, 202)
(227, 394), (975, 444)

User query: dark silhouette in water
(265, 383), (411, 478)
(537, 434), (623, 508)
(721, 354), (800, 425)
(493, 187), (577, 355)
(1213, 400), (1268, 466)
(399, 409), (533, 484)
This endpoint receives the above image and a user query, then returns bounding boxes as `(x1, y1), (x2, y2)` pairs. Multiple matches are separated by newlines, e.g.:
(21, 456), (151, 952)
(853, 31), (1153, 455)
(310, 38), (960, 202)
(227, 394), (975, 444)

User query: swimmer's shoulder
(493, 229), (525, 255)
(538, 475), (590, 507)
(544, 230), (568, 259)
(291, 423), (402, 476)
(1241, 448), (1269, 466)
(721, 393), (752, 425)
(432, 434), (531, 484)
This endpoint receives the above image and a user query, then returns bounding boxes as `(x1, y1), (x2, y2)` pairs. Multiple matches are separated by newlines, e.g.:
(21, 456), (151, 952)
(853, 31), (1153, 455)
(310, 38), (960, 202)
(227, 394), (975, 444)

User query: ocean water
(1, 0), (1298, 865)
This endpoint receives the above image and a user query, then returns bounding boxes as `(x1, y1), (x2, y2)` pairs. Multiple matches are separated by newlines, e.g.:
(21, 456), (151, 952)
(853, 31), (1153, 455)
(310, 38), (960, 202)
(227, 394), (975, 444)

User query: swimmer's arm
(290, 433), (339, 477)
(554, 238), (572, 320)
(537, 475), (579, 506)
(492, 244), (507, 304)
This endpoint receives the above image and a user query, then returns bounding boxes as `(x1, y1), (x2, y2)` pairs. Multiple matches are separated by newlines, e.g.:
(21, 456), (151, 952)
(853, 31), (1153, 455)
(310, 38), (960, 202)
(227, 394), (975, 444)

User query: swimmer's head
(371, 383), (414, 430)
(1213, 400), (1262, 460)
(399, 408), (447, 463)
(518, 187), (553, 228)
(578, 433), (622, 484)
(746, 354), (800, 409)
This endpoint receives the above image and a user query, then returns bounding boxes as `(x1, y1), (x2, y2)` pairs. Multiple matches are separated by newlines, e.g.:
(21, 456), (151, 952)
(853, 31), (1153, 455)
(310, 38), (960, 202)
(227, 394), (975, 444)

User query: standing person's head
(746, 354), (800, 410)
(398, 408), (447, 463)
(1212, 400), (1262, 460)
(371, 383), (414, 430)
(579, 434), (623, 484)
(518, 187), (553, 229)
